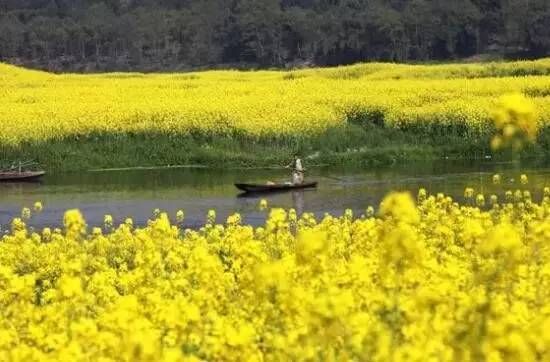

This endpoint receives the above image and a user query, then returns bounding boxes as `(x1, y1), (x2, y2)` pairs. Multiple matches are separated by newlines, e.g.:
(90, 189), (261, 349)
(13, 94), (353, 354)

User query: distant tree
(173, 0), (230, 66)
(231, 0), (284, 64)
(368, 1), (407, 61)
(0, 0), (548, 71)
(0, 14), (25, 58)
(527, 0), (550, 56)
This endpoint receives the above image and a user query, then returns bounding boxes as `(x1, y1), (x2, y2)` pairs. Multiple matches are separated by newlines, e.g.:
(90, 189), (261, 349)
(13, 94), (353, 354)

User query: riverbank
(3, 60), (550, 172)
(3, 122), (550, 172)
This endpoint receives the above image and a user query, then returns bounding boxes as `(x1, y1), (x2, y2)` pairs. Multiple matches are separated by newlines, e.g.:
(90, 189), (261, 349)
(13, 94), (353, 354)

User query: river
(1, 160), (549, 231)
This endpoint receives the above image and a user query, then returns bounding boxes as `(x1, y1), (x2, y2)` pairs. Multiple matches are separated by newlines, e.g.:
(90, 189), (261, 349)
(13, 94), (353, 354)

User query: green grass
(4, 119), (542, 172)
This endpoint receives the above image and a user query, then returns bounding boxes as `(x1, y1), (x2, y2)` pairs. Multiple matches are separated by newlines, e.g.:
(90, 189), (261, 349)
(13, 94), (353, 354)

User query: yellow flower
(169, 212), (182, 226)
(259, 199), (268, 211)
(11, 217), (26, 233)
(33, 201), (43, 212)
(125, 217), (134, 227)
(417, 188), (427, 202)
(476, 194), (485, 207)
(58, 276), (83, 298)
(42, 227), (51, 242)
(296, 229), (328, 263)
(91, 227), (102, 237)
(104, 214), (113, 227)
(3, 173), (550, 360)
(226, 213), (242, 226)
(225, 323), (255, 347)
(344, 208), (353, 220)
(478, 223), (523, 263)
(21, 207), (31, 220)
(63, 209), (86, 239)
(381, 222), (424, 266)
(288, 208), (297, 222)
(505, 190), (513, 202)
(379, 192), (420, 224)
(207, 209), (216, 224)
(520, 174), (528, 185)
(491, 93), (539, 151)
(366, 206), (375, 218)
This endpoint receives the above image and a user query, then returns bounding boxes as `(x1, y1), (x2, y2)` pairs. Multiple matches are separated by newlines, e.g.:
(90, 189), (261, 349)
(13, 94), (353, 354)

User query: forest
(0, 0), (549, 72)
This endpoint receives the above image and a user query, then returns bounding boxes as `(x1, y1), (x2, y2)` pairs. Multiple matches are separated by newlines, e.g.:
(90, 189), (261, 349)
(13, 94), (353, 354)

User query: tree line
(0, 0), (549, 72)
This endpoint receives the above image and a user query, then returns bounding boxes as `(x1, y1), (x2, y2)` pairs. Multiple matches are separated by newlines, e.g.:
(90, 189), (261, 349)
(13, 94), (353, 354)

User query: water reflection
(292, 191), (305, 215)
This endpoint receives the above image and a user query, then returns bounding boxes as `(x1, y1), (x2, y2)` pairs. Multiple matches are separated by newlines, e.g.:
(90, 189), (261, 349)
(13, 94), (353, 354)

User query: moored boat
(0, 171), (45, 182)
(235, 181), (317, 193)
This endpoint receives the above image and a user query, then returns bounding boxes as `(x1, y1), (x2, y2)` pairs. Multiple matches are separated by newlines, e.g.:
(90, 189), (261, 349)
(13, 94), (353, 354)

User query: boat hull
(0, 171), (45, 182)
(235, 182), (317, 193)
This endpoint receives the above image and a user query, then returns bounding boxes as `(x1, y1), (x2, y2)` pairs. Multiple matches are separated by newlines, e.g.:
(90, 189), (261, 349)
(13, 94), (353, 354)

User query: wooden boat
(235, 181), (317, 193)
(0, 171), (45, 182)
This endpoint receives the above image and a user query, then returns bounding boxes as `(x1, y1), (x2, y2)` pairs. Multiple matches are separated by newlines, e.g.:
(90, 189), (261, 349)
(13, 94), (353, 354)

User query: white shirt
(295, 158), (303, 172)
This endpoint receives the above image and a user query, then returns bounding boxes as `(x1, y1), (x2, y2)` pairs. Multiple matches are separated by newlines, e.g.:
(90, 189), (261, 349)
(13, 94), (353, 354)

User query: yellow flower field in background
(1, 59), (550, 145)
(3, 181), (550, 361)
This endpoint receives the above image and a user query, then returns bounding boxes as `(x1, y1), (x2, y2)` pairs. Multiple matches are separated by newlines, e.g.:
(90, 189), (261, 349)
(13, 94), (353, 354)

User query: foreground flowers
(3, 187), (550, 361)
(491, 93), (539, 151)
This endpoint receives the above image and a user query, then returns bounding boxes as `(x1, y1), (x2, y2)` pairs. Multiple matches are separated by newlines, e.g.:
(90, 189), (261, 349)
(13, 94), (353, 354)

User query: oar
(319, 175), (342, 181)
(313, 174), (348, 183)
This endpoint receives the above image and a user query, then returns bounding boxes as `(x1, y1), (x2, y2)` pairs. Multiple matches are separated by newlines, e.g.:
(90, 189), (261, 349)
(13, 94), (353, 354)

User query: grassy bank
(5, 121), (546, 172)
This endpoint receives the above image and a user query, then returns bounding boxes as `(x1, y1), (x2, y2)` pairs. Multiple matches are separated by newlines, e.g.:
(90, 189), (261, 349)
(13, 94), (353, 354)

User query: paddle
(314, 174), (346, 183)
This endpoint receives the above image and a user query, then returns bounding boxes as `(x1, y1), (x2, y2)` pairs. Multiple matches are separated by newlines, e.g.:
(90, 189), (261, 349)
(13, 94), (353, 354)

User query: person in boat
(287, 155), (305, 185)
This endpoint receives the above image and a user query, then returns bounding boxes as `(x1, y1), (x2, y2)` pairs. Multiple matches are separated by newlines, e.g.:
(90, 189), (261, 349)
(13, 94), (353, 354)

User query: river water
(1, 160), (550, 231)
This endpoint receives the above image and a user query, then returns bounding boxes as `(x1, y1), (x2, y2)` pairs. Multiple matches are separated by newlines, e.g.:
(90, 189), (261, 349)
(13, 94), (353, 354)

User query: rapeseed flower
(1, 182), (550, 361)
(2, 61), (550, 162)
(104, 214), (113, 228)
(63, 209), (86, 239)
(33, 201), (43, 213)
(491, 93), (539, 151)
(21, 207), (31, 220)
(521, 174), (528, 185)
(176, 210), (185, 223)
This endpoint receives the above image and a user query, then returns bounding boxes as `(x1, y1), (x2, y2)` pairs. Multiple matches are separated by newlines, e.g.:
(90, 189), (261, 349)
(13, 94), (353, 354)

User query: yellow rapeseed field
(2, 59), (550, 145)
(3, 183), (550, 361)
(2, 60), (550, 361)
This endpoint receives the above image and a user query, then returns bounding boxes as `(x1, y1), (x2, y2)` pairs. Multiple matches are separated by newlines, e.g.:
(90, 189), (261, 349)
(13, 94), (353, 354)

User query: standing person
(288, 155), (305, 185)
